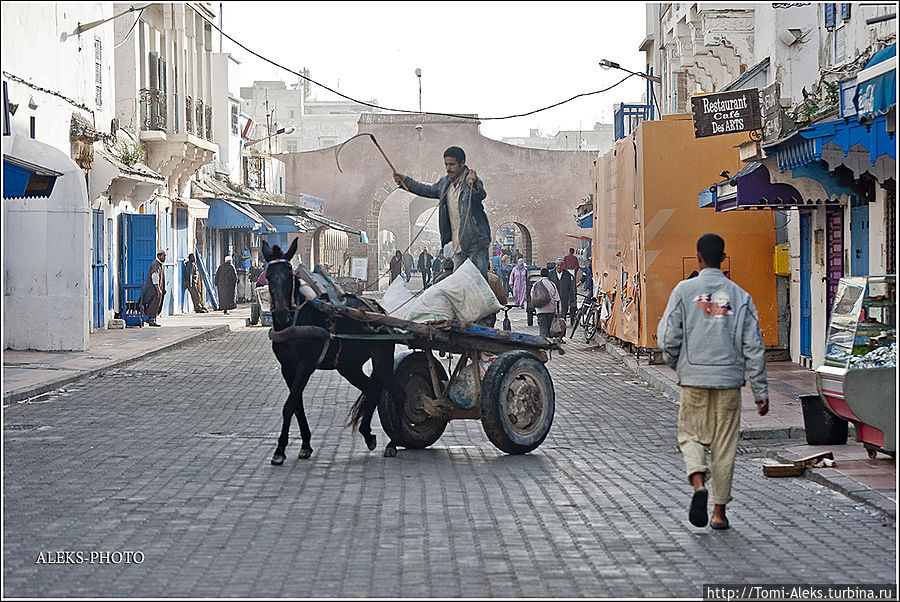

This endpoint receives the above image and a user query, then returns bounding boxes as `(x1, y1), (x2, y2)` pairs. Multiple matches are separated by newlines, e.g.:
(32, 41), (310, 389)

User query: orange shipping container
(592, 115), (778, 349)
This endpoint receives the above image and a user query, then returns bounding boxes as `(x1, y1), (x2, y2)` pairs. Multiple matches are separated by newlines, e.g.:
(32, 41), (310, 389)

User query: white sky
(219, 1), (651, 140)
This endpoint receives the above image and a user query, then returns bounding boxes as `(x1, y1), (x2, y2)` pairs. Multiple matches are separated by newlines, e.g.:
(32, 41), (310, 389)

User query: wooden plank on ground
(763, 464), (806, 477)
(792, 451), (835, 468)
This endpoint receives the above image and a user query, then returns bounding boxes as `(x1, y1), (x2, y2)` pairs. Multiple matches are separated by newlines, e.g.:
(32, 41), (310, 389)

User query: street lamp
(599, 59), (661, 84)
(415, 68), (422, 114)
(244, 126), (295, 147)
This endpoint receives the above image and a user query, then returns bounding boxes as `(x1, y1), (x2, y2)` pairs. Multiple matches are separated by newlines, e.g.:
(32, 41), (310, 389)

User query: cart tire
(378, 351), (449, 449)
(250, 303), (260, 326)
(480, 350), (554, 454)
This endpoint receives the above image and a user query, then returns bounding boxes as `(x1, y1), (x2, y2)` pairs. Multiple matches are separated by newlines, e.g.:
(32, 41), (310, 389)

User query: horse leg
(371, 343), (404, 458)
(337, 358), (378, 451)
(272, 360), (315, 465)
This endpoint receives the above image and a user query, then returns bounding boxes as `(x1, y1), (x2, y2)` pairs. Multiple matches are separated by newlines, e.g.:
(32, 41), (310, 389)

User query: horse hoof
(383, 446), (398, 458)
(271, 453), (285, 466)
(298, 448), (313, 460)
(364, 434), (377, 451)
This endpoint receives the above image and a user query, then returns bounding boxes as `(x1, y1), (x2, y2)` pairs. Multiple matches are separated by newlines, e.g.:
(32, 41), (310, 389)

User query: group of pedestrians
(526, 249), (581, 339)
(138, 252), (238, 326)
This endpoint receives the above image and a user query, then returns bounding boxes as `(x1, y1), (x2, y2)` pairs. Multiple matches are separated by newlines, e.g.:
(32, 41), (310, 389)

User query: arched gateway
(279, 114), (595, 289)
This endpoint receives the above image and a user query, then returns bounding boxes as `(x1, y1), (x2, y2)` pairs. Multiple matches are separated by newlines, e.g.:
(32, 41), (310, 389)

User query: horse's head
(262, 239), (299, 327)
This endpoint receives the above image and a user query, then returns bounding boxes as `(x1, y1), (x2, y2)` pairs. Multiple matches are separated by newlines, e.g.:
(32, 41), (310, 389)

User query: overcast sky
(219, 1), (650, 140)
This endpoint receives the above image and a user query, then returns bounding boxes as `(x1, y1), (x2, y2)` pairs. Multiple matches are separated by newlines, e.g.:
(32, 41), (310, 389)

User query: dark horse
(263, 239), (404, 464)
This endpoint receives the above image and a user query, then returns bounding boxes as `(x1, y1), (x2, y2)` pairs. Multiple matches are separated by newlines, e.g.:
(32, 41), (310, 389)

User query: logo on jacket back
(695, 291), (732, 317)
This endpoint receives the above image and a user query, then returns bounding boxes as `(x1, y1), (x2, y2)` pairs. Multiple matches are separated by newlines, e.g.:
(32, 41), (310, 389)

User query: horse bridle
(267, 259), (307, 328)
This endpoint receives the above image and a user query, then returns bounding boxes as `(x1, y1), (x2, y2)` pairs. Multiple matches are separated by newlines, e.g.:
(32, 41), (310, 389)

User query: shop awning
(179, 198), (210, 220)
(698, 186), (716, 208)
(265, 213), (314, 233)
(711, 162), (811, 212)
(762, 114), (896, 175)
(854, 44), (896, 121)
(565, 234), (592, 241)
(304, 212), (368, 243)
(575, 211), (593, 228)
(205, 199), (275, 232)
(3, 155), (62, 198)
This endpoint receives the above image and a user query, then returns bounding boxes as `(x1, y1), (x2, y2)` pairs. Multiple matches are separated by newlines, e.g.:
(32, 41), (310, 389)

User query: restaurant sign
(690, 88), (762, 138)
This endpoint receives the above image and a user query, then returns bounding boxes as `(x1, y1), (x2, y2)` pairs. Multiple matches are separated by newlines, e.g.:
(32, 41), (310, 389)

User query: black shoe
(223, 310), (228, 315)
(711, 518), (730, 530)
(689, 489), (709, 527)
(148, 322), (161, 327)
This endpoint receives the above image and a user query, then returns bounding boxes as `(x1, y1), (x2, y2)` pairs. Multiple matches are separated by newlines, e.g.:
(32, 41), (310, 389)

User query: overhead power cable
(206, 17), (638, 121)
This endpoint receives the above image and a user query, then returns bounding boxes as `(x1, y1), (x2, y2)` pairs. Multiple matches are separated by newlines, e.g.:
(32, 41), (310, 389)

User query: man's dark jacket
(403, 167), (490, 254)
(549, 269), (575, 309)
(418, 251), (434, 273)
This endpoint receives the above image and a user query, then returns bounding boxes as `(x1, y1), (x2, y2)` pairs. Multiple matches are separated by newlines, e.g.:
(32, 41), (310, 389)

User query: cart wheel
(481, 350), (555, 454)
(378, 351), (449, 449)
(867, 448), (879, 459)
(250, 303), (260, 326)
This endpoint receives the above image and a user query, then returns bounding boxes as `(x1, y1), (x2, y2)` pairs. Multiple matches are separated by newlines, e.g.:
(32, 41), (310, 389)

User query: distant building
(239, 80), (379, 151)
(501, 123), (615, 155)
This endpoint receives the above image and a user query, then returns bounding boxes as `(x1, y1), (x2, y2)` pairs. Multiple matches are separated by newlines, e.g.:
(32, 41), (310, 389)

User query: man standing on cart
(393, 146), (491, 282)
(658, 233), (769, 531)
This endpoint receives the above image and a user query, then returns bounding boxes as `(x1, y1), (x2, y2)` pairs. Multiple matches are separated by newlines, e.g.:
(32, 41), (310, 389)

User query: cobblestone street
(3, 309), (895, 597)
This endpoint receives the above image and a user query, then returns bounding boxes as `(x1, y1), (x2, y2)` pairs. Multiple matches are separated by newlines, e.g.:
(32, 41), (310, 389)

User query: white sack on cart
(404, 259), (502, 323)
(380, 277), (416, 317)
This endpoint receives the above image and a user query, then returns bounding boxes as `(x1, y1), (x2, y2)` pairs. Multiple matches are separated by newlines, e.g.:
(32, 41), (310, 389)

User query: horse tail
(345, 391), (367, 429)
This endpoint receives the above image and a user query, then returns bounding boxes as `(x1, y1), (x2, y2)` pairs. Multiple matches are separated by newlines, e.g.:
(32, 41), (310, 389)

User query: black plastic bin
(799, 394), (848, 445)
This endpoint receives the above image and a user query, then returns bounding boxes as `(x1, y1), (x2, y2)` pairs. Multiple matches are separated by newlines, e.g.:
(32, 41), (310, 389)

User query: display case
(816, 275), (896, 457)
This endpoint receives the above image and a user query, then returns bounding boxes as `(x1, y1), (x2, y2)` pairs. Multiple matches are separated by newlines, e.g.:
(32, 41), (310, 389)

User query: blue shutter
(825, 4), (836, 30)
(125, 213), (157, 286)
(840, 3), (851, 21)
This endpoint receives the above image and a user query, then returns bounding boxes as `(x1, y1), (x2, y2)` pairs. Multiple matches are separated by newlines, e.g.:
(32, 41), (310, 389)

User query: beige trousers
(677, 386), (742, 505)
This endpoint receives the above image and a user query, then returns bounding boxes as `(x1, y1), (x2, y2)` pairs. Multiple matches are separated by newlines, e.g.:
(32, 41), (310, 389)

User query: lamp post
(244, 126), (295, 149)
(599, 58), (662, 117)
(415, 68), (422, 114)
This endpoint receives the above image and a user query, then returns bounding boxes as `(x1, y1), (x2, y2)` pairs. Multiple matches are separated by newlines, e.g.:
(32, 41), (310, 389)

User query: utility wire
(207, 17), (638, 121)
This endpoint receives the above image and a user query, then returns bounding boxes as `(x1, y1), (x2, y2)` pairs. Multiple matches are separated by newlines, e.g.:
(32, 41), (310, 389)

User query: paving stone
(2, 310), (896, 597)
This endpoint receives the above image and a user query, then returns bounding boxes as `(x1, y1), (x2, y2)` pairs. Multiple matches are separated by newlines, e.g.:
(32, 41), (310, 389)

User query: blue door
(800, 212), (812, 357)
(850, 200), (869, 276)
(163, 208), (175, 315)
(92, 210), (106, 329)
(124, 213), (157, 286)
(176, 208), (188, 311)
(107, 217), (115, 311)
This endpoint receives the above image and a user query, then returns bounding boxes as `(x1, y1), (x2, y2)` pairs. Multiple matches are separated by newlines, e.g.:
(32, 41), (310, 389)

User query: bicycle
(569, 293), (599, 342)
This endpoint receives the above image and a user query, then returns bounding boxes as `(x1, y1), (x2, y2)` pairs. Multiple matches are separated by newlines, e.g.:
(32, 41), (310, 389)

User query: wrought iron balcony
(196, 99), (204, 140)
(185, 95), (194, 135)
(205, 105), (213, 141)
(139, 88), (167, 131)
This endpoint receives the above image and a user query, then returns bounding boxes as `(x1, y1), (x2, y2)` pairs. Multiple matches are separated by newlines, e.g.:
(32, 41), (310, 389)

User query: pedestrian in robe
(140, 250), (167, 326)
(183, 253), (209, 313)
(215, 255), (238, 314)
(389, 250), (403, 283)
(509, 258), (528, 307)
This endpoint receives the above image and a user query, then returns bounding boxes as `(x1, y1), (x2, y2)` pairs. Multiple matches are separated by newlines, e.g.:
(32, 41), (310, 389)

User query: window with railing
(243, 156), (266, 189)
(139, 88), (167, 131)
(196, 99), (204, 138)
(205, 105), (212, 141)
(94, 37), (102, 109)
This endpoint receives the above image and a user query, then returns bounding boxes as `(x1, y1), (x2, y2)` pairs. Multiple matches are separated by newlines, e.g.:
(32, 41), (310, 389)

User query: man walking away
(214, 255), (238, 315)
(140, 250), (167, 327)
(393, 146), (492, 281)
(183, 253), (208, 313)
(549, 258), (576, 325)
(418, 246), (434, 288)
(657, 233), (769, 530)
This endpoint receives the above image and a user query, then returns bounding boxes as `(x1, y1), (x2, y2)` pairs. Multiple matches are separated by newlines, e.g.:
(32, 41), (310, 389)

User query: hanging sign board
(690, 88), (762, 138)
(760, 83), (782, 141)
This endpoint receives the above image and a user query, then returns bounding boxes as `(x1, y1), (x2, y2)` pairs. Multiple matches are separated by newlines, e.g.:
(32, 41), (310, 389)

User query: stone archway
(366, 171), (441, 289)
(492, 217), (537, 265)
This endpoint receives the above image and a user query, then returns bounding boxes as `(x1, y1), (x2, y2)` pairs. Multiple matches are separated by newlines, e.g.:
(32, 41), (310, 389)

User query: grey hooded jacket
(657, 268), (768, 401)
(403, 168), (491, 254)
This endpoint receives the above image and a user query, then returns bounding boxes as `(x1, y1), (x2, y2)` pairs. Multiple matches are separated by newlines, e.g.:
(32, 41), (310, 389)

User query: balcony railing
(185, 95), (194, 135)
(196, 99), (204, 140)
(205, 105), (213, 141)
(139, 88), (167, 131)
